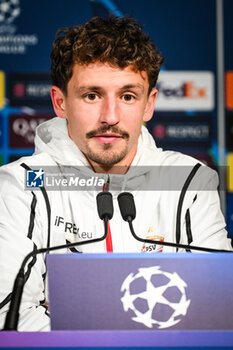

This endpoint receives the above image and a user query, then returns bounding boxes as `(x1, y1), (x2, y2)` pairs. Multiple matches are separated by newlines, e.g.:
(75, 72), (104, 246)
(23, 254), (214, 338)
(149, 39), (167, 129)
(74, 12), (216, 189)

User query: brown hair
(50, 16), (164, 95)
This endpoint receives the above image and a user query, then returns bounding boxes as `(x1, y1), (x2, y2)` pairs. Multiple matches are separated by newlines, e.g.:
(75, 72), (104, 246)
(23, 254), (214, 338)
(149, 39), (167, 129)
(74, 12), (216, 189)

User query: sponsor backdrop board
(0, 71), (5, 109)
(9, 113), (54, 148)
(156, 71), (214, 111)
(8, 73), (52, 108)
(0, 0), (232, 237)
(0, 115), (3, 147)
(226, 113), (233, 150)
(148, 115), (212, 149)
(227, 194), (233, 234)
(227, 153), (233, 192)
(226, 71), (233, 110)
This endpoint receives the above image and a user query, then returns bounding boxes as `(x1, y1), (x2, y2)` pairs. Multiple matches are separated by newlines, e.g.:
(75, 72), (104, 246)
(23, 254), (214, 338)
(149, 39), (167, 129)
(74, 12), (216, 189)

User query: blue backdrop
(0, 0), (232, 236)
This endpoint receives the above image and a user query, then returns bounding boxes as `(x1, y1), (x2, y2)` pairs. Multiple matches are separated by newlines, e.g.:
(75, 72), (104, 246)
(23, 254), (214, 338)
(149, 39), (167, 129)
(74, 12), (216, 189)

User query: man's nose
(99, 97), (120, 125)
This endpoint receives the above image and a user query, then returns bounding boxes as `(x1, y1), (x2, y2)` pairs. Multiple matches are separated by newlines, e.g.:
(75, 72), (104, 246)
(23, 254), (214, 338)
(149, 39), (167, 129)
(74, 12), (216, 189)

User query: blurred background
(0, 0), (232, 238)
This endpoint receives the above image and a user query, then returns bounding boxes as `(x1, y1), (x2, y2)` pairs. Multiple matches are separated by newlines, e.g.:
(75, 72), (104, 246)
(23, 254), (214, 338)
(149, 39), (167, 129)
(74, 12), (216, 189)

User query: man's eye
(122, 94), (135, 102)
(84, 93), (98, 101)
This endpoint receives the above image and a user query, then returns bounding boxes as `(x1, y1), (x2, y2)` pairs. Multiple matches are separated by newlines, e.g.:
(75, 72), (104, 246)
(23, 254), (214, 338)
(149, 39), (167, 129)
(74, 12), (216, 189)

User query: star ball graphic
(0, 0), (20, 24)
(121, 266), (190, 329)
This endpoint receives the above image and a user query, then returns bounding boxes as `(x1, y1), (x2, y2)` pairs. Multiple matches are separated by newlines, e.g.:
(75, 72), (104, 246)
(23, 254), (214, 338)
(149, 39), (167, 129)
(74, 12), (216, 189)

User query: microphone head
(96, 192), (113, 220)
(117, 192), (136, 221)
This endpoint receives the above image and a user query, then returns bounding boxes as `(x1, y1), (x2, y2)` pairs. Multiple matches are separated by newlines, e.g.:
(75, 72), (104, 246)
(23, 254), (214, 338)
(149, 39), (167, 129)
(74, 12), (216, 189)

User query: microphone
(96, 191), (114, 220)
(4, 192), (113, 331)
(117, 192), (232, 253)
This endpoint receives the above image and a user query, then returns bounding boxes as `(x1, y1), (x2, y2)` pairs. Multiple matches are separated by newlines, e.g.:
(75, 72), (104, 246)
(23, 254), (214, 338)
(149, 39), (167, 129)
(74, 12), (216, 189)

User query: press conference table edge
(1, 330), (233, 348)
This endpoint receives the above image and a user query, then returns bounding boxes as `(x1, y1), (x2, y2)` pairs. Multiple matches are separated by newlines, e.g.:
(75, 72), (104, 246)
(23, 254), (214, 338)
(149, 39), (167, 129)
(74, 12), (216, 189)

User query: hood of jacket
(34, 117), (163, 166)
(34, 117), (199, 193)
(34, 117), (166, 190)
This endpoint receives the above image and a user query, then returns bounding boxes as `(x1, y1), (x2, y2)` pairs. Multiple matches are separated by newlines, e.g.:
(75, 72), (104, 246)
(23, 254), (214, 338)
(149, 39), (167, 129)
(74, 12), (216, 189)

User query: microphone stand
(4, 219), (108, 331)
(126, 216), (232, 253)
(117, 192), (232, 254)
(4, 190), (113, 331)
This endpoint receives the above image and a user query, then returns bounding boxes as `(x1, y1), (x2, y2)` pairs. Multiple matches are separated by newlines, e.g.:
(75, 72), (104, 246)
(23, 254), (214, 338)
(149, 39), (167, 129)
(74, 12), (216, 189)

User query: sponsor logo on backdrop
(0, 71), (5, 108)
(226, 113), (233, 149)
(151, 115), (212, 148)
(9, 73), (52, 107)
(226, 193), (233, 234)
(0, 0), (20, 24)
(0, 0), (38, 54)
(9, 114), (53, 147)
(155, 71), (214, 111)
(226, 72), (233, 110)
(121, 266), (190, 329)
(227, 153), (233, 193)
(0, 116), (2, 146)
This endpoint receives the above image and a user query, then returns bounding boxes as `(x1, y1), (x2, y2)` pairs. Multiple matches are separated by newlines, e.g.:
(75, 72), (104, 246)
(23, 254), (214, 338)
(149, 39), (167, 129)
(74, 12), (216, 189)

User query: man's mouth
(93, 133), (122, 144)
(86, 127), (129, 144)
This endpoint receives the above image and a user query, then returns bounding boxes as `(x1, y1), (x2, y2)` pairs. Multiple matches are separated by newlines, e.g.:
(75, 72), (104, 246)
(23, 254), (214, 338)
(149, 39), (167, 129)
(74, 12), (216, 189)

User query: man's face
(51, 62), (157, 171)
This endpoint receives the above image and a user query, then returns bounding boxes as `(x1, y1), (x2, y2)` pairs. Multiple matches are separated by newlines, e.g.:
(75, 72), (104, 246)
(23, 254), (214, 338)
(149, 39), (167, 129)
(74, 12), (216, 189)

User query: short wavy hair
(50, 16), (164, 95)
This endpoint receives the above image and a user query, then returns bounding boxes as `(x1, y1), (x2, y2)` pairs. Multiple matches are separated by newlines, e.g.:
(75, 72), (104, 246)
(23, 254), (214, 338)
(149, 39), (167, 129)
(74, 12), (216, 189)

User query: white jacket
(0, 117), (231, 331)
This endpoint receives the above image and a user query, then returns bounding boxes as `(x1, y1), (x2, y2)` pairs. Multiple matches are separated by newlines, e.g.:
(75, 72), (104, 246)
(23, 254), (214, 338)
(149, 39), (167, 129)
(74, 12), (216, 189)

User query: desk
(1, 330), (233, 349)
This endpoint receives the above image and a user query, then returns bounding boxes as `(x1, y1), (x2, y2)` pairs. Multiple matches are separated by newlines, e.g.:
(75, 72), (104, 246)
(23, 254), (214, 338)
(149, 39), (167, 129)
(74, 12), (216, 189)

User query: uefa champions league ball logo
(121, 266), (190, 329)
(0, 0), (20, 24)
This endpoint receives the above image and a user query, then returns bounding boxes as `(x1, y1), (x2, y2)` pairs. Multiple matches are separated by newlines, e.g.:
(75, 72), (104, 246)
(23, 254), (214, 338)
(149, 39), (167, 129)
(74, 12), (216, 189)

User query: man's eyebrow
(75, 86), (104, 94)
(119, 84), (145, 92)
(74, 84), (145, 94)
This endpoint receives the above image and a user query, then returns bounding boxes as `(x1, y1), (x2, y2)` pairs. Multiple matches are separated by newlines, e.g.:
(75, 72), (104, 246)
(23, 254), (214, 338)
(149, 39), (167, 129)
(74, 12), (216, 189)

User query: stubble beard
(85, 142), (129, 166)
(85, 125), (130, 166)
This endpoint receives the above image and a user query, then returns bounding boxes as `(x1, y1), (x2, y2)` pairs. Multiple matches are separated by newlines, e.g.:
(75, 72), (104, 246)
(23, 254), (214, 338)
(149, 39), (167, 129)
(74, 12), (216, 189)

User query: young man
(0, 16), (231, 331)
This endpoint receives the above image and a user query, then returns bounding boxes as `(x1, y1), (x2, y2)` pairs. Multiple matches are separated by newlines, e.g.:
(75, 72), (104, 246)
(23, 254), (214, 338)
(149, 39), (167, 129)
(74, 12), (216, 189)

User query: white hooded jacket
(0, 117), (231, 331)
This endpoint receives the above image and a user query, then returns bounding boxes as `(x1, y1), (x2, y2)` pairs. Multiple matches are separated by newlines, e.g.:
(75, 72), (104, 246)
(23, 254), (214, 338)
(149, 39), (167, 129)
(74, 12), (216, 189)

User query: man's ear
(51, 86), (67, 119)
(143, 88), (157, 122)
